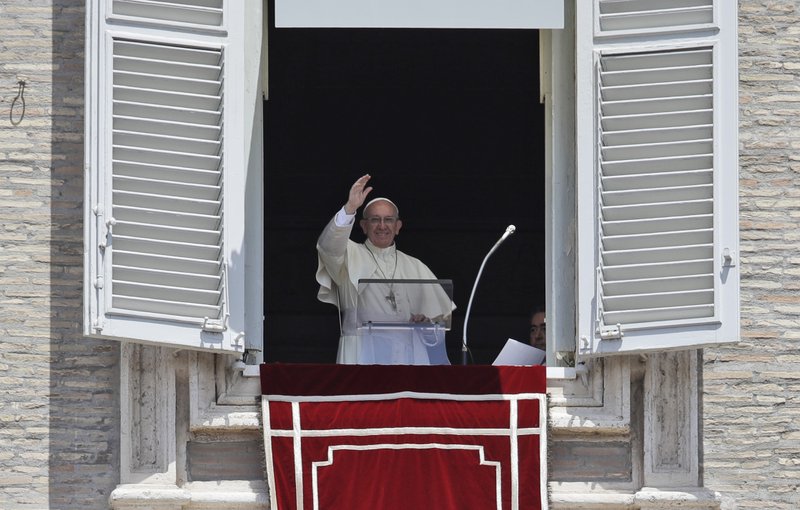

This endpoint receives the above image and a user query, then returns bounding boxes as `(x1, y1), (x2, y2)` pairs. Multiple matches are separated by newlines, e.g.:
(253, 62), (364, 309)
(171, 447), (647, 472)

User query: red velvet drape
(261, 364), (546, 510)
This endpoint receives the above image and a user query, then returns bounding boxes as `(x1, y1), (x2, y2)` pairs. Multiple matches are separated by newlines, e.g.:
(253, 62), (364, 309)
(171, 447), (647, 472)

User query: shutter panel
(85, 0), (254, 352)
(576, 0), (738, 356)
(111, 40), (225, 321)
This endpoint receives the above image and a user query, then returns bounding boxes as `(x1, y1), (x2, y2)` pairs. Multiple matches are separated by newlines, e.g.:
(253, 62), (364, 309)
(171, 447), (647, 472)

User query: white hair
(362, 197), (399, 218)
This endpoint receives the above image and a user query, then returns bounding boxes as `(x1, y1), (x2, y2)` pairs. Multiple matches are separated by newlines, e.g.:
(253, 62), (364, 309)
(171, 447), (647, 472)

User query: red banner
(261, 364), (547, 510)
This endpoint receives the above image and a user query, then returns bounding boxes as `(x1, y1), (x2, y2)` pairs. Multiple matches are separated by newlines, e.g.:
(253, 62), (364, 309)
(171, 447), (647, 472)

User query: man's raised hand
(345, 174), (373, 215)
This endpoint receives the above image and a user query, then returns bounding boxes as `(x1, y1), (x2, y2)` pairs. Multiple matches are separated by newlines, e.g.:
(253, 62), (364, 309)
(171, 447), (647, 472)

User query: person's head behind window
(529, 305), (546, 351)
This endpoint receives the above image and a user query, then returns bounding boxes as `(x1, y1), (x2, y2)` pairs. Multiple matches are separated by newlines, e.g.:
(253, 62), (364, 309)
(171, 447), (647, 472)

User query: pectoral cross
(385, 291), (397, 312)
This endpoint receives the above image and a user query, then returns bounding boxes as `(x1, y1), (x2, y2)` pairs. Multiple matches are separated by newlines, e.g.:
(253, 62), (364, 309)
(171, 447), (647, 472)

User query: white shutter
(85, 0), (257, 352)
(575, 0), (738, 356)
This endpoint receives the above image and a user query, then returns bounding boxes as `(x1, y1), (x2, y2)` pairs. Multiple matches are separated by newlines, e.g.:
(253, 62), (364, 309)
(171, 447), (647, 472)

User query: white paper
(493, 338), (545, 366)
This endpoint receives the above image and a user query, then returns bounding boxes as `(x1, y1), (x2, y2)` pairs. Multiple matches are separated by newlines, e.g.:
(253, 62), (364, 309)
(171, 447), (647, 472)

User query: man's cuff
(334, 207), (356, 227)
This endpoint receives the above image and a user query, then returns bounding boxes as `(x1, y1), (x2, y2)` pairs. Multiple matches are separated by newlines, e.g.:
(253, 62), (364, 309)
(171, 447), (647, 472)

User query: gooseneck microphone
(462, 225), (516, 365)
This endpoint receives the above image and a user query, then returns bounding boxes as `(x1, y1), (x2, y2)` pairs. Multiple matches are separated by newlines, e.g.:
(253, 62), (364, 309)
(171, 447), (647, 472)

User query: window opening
(264, 19), (545, 364)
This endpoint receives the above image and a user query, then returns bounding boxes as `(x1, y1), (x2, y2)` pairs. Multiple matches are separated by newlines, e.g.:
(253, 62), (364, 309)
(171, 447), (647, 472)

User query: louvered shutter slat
(114, 175), (221, 201)
(114, 205), (220, 230)
(115, 41), (223, 65)
(602, 154), (713, 176)
(601, 49), (712, 71)
(114, 221), (221, 245)
(114, 236), (220, 260)
(113, 161), (220, 186)
(114, 86), (221, 111)
(605, 287), (713, 310)
(601, 65), (712, 87)
(603, 214), (713, 237)
(603, 304), (715, 325)
(601, 80), (712, 102)
(603, 183), (713, 206)
(115, 266), (221, 290)
(114, 116), (221, 140)
(603, 169), (712, 191)
(114, 251), (220, 275)
(113, 146), (220, 171)
(603, 95), (712, 116)
(114, 131), (221, 155)
(604, 273), (714, 295)
(603, 228), (713, 251)
(603, 111), (712, 132)
(114, 55), (222, 80)
(603, 258), (713, 281)
(602, 198), (713, 222)
(113, 295), (222, 318)
(114, 101), (221, 125)
(113, 190), (221, 216)
(603, 125), (712, 145)
(115, 71), (222, 97)
(604, 243), (711, 266)
(602, 138), (711, 160)
(113, 280), (221, 304)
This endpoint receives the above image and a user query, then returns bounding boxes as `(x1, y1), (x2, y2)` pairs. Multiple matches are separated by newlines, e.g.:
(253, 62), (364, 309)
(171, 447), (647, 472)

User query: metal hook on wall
(10, 80), (26, 126)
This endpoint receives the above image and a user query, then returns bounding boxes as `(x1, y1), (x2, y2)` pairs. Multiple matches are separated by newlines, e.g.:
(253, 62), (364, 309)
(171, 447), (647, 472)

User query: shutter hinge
(599, 324), (623, 341)
(202, 316), (227, 333)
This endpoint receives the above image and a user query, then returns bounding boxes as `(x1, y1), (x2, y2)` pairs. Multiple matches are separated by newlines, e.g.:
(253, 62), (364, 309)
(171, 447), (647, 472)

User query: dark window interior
(264, 14), (544, 364)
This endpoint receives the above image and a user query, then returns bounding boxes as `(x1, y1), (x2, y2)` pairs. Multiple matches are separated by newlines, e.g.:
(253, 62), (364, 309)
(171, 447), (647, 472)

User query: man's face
(530, 311), (546, 351)
(360, 200), (402, 249)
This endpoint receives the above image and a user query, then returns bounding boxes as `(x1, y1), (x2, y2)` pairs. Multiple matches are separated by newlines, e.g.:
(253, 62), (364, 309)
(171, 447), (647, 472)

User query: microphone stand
(462, 225), (516, 365)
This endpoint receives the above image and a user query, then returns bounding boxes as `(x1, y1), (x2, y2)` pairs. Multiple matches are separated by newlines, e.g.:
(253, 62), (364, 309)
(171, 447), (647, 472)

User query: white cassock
(316, 210), (456, 364)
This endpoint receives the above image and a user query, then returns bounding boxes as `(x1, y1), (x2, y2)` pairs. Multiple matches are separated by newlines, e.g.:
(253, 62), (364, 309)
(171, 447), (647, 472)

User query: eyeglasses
(365, 216), (398, 225)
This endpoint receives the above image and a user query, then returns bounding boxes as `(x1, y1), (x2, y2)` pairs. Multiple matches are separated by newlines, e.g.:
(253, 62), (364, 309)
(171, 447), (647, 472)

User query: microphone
(499, 224), (516, 242)
(462, 225), (516, 365)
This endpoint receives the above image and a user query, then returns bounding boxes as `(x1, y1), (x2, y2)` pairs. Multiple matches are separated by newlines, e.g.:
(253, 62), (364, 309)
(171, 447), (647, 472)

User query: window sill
(244, 364), (588, 379)
(547, 364), (588, 380)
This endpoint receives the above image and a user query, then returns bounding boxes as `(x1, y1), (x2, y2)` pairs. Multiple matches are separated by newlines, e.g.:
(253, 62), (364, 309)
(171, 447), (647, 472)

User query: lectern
(354, 279), (454, 365)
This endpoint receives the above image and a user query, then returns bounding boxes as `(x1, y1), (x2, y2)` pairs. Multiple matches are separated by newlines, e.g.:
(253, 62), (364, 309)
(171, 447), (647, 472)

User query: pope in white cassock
(316, 174), (456, 364)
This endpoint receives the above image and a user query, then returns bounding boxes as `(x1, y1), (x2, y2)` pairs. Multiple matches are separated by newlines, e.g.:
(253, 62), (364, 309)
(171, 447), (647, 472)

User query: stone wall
(0, 1), (120, 508)
(703, 1), (800, 509)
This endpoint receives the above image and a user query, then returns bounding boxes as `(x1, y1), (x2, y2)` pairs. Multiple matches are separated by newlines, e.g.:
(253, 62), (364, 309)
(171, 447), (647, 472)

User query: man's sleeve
(316, 210), (355, 304)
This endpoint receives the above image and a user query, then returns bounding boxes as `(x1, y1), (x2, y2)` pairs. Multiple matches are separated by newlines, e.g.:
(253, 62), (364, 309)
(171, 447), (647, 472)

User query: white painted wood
(275, 0), (564, 29)
(575, 0), (739, 357)
(85, 0), (264, 353)
(543, 0), (578, 363)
